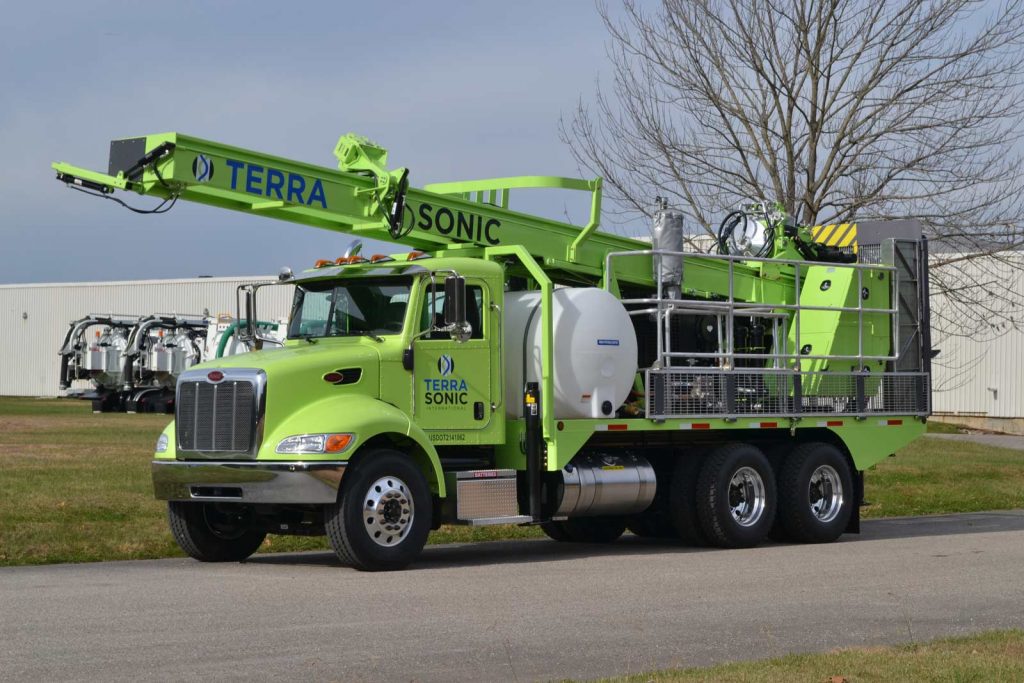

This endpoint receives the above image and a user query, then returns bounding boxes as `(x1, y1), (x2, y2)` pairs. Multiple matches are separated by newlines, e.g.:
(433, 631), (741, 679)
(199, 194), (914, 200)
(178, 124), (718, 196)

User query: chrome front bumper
(152, 460), (348, 504)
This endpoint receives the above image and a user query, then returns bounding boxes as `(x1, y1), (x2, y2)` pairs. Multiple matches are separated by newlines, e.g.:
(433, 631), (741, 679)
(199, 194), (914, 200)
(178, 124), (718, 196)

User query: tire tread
(695, 443), (776, 548)
(324, 449), (431, 571)
(167, 501), (266, 562)
(778, 442), (852, 544)
(669, 455), (709, 546)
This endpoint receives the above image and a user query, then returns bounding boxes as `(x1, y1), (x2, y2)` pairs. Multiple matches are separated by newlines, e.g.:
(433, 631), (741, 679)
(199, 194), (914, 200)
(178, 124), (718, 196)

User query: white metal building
(929, 253), (1024, 433)
(0, 276), (293, 397)
(1, 261), (1021, 432)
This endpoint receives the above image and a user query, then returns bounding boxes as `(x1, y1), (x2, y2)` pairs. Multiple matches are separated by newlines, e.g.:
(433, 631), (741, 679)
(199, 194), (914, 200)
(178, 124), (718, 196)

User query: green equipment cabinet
(53, 133), (932, 570)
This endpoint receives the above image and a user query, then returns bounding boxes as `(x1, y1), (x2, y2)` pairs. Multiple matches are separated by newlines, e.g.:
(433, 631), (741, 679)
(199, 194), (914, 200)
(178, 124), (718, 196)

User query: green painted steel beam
(52, 132), (658, 283)
(483, 245), (557, 449)
(52, 132), (815, 306)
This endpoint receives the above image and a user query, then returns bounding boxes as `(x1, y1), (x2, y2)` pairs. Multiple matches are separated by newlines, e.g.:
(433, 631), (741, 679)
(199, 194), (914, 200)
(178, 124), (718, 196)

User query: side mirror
(237, 286), (262, 350)
(444, 275), (466, 326)
(443, 275), (471, 343)
(244, 288), (256, 340)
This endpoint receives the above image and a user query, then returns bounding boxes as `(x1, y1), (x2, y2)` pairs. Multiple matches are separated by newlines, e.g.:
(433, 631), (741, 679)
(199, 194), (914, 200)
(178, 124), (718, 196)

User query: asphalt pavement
(3, 511), (1024, 682)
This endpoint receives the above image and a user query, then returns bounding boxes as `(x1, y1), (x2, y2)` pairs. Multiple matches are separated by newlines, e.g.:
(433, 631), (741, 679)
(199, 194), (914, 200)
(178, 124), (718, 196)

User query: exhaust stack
(651, 198), (684, 299)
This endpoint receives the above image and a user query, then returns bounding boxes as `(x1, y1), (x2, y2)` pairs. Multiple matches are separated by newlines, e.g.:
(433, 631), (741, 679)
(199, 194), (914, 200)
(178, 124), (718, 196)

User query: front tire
(696, 443), (776, 548)
(325, 449), (431, 571)
(167, 501), (267, 562)
(777, 443), (853, 543)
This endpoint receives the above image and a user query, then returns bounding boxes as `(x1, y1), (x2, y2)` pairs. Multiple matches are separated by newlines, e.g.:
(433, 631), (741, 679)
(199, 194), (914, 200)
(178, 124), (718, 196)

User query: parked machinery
(59, 315), (136, 412)
(60, 313), (285, 413)
(120, 315), (211, 412)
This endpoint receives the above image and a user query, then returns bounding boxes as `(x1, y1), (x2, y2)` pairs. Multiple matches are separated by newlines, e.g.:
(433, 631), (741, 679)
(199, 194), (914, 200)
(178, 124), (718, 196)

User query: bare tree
(563, 0), (1024, 336)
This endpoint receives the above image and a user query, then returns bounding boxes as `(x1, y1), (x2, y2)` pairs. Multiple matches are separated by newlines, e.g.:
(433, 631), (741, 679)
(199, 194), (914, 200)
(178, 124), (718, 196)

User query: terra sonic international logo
(192, 154), (214, 182)
(437, 354), (455, 377)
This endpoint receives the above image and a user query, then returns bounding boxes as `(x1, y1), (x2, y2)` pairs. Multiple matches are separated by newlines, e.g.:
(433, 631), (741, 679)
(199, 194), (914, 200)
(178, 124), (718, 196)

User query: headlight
(276, 433), (354, 455)
(155, 433), (169, 453)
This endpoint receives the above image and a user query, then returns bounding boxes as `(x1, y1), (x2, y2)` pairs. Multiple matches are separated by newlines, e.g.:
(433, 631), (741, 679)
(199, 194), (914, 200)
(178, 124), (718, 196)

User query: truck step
(464, 515), (533, 527)
(444, 469), (522, 523)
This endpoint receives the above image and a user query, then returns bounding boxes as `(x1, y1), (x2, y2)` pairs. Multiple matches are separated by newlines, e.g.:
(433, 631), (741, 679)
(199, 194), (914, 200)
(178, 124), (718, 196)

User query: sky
(0, 1), (622, 284)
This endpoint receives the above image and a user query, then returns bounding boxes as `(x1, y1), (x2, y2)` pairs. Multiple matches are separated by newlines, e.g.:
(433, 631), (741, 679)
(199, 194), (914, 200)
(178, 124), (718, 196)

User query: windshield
(288, 276), (412, 339)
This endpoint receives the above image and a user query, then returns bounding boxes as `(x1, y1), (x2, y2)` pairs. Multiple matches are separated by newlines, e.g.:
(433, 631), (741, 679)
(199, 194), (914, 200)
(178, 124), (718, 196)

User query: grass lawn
(0, 397), (540, 565)
(0, 398), (1020, 566)
(588, 629), (1024, 682)
(924, 420), (967, 434)
(862, 428), (1024, 518)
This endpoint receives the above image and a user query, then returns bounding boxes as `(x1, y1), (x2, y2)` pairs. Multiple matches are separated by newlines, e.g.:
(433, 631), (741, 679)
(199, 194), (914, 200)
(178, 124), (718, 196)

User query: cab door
(412, 280), (495, 441)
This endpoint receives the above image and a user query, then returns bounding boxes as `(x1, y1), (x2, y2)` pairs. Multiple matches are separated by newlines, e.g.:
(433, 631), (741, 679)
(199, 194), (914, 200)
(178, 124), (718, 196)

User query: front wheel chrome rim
(808, 465), (843, 523)
(363, 476), (414, 547)
(728, 466), (767, 527)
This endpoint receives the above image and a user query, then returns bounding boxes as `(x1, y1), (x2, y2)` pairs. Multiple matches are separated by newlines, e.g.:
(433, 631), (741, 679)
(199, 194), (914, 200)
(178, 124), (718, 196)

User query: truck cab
(153, 255), (509, 570)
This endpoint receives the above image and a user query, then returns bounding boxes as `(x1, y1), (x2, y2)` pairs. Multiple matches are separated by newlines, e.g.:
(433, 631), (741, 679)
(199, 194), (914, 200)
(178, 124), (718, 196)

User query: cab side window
(421, 285), (484, 340)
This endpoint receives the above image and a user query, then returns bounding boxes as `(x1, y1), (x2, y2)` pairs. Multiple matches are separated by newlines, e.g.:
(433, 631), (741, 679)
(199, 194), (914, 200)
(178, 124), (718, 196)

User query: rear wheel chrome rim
(362, 476), (414, 547)
(728, 466), (766, 527)
(808, 465), (843, 523)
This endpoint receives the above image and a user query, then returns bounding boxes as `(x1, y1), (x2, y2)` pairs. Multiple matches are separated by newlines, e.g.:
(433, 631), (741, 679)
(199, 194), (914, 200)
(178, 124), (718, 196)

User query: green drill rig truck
(53, 132), (932, 571)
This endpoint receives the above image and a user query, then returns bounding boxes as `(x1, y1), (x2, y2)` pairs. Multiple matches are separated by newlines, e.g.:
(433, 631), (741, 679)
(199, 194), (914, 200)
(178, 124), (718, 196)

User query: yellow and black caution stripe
(810, 223), (858, 252)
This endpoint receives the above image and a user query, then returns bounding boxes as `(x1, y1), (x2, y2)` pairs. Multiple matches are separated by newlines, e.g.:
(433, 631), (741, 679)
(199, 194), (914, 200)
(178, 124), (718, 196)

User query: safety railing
(645, 368), (930, 420)
(603, 248), (901, 369)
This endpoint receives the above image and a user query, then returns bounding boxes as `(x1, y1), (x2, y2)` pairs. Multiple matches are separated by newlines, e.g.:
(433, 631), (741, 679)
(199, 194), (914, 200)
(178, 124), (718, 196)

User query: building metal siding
(0, 277), (293, 397)
(930, 254), (1023, 419)
(2, 261), (1019, 417)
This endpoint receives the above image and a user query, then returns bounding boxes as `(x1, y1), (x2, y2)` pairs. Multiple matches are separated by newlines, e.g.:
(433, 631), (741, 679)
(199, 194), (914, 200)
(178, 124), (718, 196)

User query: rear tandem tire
(324, 449), (432, 571)
(167, 501), (267, 562)
(696, 443), (776, 548)
(669, 455), (710, 546)
(541, 517), (627, 543)
(626, 514), (677, 539)
(627, 462), (678, 539)
(777, 442), (854, 544)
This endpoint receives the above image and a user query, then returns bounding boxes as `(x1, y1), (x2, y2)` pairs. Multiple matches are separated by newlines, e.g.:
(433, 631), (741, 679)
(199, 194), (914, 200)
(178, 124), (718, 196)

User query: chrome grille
(177, 379), (257, 455)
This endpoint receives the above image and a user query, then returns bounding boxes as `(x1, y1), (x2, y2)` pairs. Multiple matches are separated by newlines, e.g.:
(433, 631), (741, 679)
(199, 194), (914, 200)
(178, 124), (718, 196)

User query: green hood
(195, 340), (383, 420)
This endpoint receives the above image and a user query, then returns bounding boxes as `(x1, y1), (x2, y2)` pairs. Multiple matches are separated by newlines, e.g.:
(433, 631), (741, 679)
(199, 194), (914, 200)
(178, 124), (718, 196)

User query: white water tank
(503, 287), (638, 419)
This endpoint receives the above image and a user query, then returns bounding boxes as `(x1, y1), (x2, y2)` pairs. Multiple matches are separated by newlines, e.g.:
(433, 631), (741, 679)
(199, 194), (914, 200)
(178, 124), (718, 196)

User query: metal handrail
(606, 247), (901, 369)
(644, 367), (930, 420)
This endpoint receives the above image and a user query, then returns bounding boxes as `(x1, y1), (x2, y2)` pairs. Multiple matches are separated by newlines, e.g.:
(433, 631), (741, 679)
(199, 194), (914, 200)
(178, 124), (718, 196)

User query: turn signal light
(325, 434), (353, 453)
